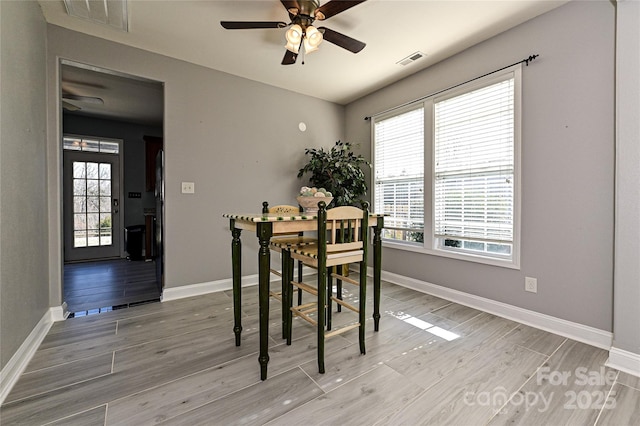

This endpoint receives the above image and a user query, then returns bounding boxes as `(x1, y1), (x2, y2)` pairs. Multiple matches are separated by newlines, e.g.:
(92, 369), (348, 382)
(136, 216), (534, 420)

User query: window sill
(381, 240), (520, 270)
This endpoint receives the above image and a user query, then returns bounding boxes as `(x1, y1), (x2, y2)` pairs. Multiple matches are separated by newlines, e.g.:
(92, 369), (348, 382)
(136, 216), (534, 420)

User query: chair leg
(317, 263), (326, 374)
(359, 260), (366, 355)
(280, 249), (290, 339)
(285, 254), (295, 346)
(336, 275), (343, 313)
(327, 267), (333, 331)
(297, 260), (303, 305)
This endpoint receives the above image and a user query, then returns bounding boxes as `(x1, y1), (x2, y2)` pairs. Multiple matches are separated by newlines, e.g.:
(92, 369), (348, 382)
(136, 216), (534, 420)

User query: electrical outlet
(525, 276), (538, 293)
(181, 182), (195, 194)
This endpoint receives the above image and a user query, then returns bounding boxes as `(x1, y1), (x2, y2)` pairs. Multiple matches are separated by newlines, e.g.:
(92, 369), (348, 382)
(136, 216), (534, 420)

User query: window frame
(372, 65), (522, 269)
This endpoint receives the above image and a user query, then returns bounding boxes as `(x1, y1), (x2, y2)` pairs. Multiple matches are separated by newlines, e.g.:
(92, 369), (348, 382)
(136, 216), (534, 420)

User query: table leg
(257, 222), (272, 380)
(230, 220), (243, 346)
(373, 217), (384, 331)
(281, 248), (291, 339)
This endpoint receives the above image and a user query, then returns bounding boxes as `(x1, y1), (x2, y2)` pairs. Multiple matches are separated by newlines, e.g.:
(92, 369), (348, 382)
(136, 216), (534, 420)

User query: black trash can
(125, 225), (145, 261)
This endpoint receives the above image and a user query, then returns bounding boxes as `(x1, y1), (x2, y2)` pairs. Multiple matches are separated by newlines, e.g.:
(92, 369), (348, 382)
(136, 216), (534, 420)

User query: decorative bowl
(296, 196), (333, 214)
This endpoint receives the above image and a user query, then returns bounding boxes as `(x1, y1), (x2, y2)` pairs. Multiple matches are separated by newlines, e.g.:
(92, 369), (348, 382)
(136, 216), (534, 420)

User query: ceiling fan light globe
(285, 24), (303, 44)
(304, 26), (323, 53)
(285, 40), (300, 54)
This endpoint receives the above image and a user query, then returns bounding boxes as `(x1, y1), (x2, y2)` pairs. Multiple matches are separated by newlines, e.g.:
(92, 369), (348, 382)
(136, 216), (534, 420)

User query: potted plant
(297, 141), (371, 206)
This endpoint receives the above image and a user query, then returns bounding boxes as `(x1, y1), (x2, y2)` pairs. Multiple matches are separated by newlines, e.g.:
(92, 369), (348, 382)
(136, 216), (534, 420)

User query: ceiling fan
(221, 0), (367, 65)
(61, 93), (104, 111)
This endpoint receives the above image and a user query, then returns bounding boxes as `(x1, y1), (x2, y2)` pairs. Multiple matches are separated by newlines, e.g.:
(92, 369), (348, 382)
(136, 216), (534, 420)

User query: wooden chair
(284, 201), (369, 374)
(262, 202), (316, 337)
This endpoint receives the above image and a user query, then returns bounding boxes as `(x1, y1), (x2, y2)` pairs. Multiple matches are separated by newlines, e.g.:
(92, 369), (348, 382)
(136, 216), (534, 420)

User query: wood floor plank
(28, 301), (237, 371)
(105, 332), (349, 425)
(299, 312), (446, 392)
(0, 327), (263, 425)
(6, 353), (114, 404)
(382, 294), (452, 320)
(615, 371), (640, 391)
(158, 367), (322, 426)
(594, 383), (640, 425)
(385, 313), (519, 389)
(381, 341), (546, 425)
(269, 364), (424, 425)
(500, 322), (568, 355)
(488, 339), (615, 425)
(46, 405), (107, 426)
(430, 301), (485, 325)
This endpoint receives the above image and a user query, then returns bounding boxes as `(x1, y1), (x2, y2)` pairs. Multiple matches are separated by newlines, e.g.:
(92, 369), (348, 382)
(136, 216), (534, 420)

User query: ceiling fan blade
(221, 21), (287, 30)
(315, 0), (367, 20)
(282, 49), (298, 65)
(318, 27), (366, 53)
(62, 100), (81, 111)
(62, 94), (104, 104)
(280, 0), (301, 18)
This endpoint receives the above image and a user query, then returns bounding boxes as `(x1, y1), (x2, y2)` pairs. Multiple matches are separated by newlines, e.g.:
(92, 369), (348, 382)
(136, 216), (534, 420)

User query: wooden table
(223, 211), (384, 380)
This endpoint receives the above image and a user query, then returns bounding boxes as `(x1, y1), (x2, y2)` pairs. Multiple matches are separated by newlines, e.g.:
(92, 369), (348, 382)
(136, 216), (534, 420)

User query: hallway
(64, 259), (160, 315)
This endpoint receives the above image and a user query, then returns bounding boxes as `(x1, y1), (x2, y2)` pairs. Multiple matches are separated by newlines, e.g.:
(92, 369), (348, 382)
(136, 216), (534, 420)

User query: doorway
(63, 142), (122, 261)
(60, 61), (164, 315)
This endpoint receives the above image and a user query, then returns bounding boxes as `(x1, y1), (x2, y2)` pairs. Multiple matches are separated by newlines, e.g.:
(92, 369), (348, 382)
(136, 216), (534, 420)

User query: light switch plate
(181, 182), (195, 194)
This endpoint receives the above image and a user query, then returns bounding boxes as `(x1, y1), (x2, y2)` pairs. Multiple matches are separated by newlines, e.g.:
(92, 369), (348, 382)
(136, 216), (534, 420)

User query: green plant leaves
(298, 141), (371, 206)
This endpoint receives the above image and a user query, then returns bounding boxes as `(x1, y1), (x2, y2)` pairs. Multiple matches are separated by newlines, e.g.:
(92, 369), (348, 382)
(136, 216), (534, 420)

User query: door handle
(113, 198), (119, 213)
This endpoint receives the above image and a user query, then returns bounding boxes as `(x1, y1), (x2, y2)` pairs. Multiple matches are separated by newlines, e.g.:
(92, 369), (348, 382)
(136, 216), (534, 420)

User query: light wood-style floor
(2, 278), (638, 425)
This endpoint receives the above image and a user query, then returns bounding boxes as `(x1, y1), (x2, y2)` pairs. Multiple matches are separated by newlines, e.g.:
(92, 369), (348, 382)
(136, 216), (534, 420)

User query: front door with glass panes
(63, 136), (121, 262)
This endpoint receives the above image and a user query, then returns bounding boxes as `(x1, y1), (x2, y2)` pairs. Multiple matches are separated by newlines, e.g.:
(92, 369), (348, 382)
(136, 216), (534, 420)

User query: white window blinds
(434, 76), (515, 243)
(374, 106), (424, 239)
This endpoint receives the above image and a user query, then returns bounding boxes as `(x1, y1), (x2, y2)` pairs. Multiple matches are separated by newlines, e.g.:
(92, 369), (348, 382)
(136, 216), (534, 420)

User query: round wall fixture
(298, 122), (307, 132)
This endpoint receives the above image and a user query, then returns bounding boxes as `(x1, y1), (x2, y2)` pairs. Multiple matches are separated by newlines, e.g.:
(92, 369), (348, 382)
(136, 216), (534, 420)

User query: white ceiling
(41, 0), (568, 124)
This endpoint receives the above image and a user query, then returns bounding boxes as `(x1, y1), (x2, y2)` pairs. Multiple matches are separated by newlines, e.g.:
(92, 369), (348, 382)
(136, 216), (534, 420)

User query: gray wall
(62, 114), (163, 230)
(345, 0), (615, 331)
(613, 0), (640, 355)
(0, 1), (49, 369)
(46, 25), (345, 303)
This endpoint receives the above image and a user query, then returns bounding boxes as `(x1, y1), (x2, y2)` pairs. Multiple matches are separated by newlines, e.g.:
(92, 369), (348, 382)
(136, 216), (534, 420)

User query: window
(372, 66), (521, 268)
(63, 135), (120, 153)
(373, 106), (424, 244)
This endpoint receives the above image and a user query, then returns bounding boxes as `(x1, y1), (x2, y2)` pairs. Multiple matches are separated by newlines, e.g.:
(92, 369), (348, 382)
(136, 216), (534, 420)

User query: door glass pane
(71, 160), (114, 248)
(87, 196), (99, 212)
(73, 179), (86, 195)
(100, 197), (111, 212)
(73, 162), (86, 178)
(86, 179), (99, 195)
(99, 163), (111, 179)
(100, 180), (111, 196)
(100, 141), (119, 153)
(64, 137), (82, 151)
(84, 140), (100, 152)
(74, 214), (86, 229)
(99, 213), (112, 245)
(73, 196), (86, 213)
(74, 231), (87, 247)
(86, 162), (99, 179)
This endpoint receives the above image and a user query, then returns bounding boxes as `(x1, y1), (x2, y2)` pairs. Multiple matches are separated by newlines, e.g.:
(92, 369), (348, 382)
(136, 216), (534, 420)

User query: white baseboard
(0, 307), (63, 404)
(161, 268), (311, 302)
(606, 347), (640, 378)
(368, 267), (613, 350)
(161, 275), (258, 302)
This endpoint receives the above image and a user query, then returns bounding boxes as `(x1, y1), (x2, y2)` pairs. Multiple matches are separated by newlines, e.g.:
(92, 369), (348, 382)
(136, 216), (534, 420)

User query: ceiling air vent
(397, 51), (426, 66)
(63, 0), (129, 32)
